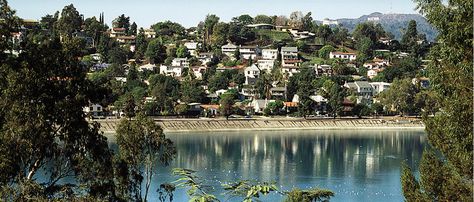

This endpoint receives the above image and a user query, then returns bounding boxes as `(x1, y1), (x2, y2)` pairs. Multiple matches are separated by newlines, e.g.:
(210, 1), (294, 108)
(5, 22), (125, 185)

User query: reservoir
(109, 129), (426, 201)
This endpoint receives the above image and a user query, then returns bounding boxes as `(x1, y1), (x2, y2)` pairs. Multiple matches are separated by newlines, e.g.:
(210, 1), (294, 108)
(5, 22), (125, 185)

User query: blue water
(110, 129), (425, 202)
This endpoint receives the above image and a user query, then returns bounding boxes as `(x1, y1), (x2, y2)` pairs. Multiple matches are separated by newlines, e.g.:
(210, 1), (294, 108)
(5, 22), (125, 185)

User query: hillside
(325, 12), (438, 42)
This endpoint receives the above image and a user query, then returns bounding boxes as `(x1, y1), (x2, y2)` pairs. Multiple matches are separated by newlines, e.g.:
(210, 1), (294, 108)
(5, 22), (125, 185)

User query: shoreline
(96, 118), (425, 133)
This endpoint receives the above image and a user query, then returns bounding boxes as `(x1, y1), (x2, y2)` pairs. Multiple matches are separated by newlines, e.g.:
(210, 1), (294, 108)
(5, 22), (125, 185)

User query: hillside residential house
(110, 27), (126, 38)
(344, 81), (374, 104)
(288, 29), (316, 40)
(244, 64), (260, 85)
(171, 58), (190, 67)
(191, 66), (207, 79)
(138, 63), (156, 72)
(198, 52), (214, 66)
(270, 87), (287, 100)
(262, 49), (278, 59)
(367, 69), (383, 79)
(246, 23), (275, 30)
(257, 59), (275, 72)
(159, 65), (185, 77)
(240, 46), (259, 60)
(412, 77), (430, 88)
(241, 87), (257, 99)
(322, 18), (339, 25)
(116, 36), (136, 44)
(221, 42), (238, 57)
(83, 103), (104, 117)
(144, 29), (156, 38)
(315, 64), (333, 76)
(184, 41), (200, 56)
(281, 47), (301, 67)
(281, 66), (300, 78)
(370, 82), (391, 95)
(329, 51), (357, 61)
(249, 99), (276, 114)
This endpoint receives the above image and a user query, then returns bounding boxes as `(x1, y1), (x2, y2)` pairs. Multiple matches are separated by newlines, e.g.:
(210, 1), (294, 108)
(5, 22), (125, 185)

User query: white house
(315, 64), (332, 76)
(139, 63), (156, 72)
(257, 59), (274, 72)
(184, 41), (200, 56)
(83, 103), (104, 117)
(110, 27), (126, 38)
(367, 69), (379, 79)
(215, 89), (228, 97)
(262, 49), (278, 59)
(329, 51), (357, 61)
(281, 47), (300, 67)
(244, 64), (260, 85)
(221, 42), (238, 57)
(288, 29), (316, 40)
(370, 82), (391, 95)
(159, 65), (185, 77)
(198, 52), (214, 66)
(240, 46), (259, 60)
(249, 99), (275, 114)
(281, 66), (300, 78)
(344, 81), (374, 104)
(191, 66), (207, 79)
(144, 29), (156, 38)
(171, 58), (190, 67)
(322, 18), (339, 26)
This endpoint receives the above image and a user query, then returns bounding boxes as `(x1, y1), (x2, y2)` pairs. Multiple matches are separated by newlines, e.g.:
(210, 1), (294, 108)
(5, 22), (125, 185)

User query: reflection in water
(129, 130), (425, 201)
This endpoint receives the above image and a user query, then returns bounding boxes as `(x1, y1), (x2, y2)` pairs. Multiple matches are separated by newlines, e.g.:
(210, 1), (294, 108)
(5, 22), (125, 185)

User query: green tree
(146, 38), (166, 64)
(180, 78), (206, 103)
(116, 114), (176, 201)
(0, 2), (113, 198)
(254, 14), (273, 24)
(318, 45), (334, 59)
(401, 0), (473, 200)
(231, 14), (254, 25)
(401, 20), (419, 53)
(56, 4), (82, 37)
(129, 22), (137, 36)
(297, 67), (316, 118)
(219, 93), (235, 120)
(203, 14), (220, 47)
(284, 188), (334, 202)
(83, 16), (106, 47)
(379, 78), (418, 116)
(210, 22), (229, 48)
(112, 14), (130, 32)
(135, 28), (148, 58)
(266, 100), (284, 115)
(176, 45), (190, 58)
(108, 46), (128, 64)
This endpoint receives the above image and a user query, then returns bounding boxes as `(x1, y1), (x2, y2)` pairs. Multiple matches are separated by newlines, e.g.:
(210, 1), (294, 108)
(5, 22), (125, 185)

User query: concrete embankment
(96, 118), (424, 133)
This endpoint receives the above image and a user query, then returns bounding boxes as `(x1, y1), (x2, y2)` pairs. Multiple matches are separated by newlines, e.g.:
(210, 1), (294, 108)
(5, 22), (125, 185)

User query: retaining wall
(96, 118), (425, 133)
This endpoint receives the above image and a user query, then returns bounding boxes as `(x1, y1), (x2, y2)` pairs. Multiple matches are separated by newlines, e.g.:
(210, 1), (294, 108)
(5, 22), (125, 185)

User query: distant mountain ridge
(320, 12), (438, 42)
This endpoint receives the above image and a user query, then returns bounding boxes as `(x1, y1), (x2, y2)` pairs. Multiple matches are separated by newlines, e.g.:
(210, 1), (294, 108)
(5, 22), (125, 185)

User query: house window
(97, 107), (101, 111)
(89, 107), (93, 111)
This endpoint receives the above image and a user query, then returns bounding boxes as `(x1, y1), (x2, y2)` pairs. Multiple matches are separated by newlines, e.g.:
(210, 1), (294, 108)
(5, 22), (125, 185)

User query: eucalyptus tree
(401, 0), (473, 201)
(116, 114), (176, 201)
(0, 1), (114, 199)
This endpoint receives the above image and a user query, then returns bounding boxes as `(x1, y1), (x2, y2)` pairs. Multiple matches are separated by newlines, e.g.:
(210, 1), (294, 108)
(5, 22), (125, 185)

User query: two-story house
(221, 42), (238, 57)
(159, 65), (185, 77)
(329, 51), (357, 61)
(344, 81), (374, 104)
(184, 41), (200, 56)
(172, 58), (190, 67)
(244, 64), (260, 85)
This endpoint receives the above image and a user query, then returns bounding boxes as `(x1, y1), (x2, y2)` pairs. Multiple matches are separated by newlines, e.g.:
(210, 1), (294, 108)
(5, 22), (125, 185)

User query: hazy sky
(10, 0), (419, 28)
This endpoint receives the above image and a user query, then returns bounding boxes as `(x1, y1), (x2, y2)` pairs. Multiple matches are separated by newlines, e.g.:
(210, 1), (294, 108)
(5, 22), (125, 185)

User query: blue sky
(10, 0), (419, 28)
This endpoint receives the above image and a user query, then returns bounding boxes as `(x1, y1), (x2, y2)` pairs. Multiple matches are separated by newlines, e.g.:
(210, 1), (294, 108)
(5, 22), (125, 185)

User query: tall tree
(112, 14), (130, 32)
(145, 38), (166, 64)
(401, 0), (473, 201)
(203, 14), (219, 48)
(56, 4), (82, 37)
(0, 2), (114, 198)
(116, 114), (176, 201)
